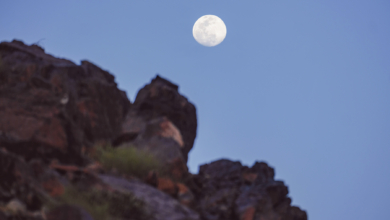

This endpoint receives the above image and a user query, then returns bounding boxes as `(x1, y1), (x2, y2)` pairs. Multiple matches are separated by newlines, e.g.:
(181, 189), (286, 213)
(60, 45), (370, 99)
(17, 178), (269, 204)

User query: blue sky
(1, 1), (390, 219)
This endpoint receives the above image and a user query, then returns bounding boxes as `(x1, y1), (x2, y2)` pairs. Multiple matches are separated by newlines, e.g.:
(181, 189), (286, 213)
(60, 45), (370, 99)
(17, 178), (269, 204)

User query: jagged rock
(156, 177), (178, 197)
(99, 174), (200, 220)
(192, 159), (307, 220)
(115, 75), (197, 163)
(0, 40), (130, 165)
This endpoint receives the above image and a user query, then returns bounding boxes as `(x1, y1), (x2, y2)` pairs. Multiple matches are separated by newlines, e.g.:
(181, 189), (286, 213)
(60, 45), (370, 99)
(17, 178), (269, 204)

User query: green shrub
(92, 144), (164, 179)
(51, 186), (151, 220)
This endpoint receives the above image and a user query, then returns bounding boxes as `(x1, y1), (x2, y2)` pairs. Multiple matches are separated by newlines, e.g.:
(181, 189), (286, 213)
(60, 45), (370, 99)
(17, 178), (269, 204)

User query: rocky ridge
(0, 40), (307, 220)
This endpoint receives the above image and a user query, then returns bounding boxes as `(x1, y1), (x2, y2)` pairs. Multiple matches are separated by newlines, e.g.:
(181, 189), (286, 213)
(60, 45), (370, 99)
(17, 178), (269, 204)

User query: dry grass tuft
(92, 143), (164, 179)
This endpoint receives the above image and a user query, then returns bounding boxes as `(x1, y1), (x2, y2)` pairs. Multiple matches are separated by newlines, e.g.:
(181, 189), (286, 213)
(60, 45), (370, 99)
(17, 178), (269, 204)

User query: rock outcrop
(130, 75), (197, 162)
(192, 159), (307, 220)
(0, 40), (307, 220)
(113, 75), (197, 181)
(0, 40), (130, 165)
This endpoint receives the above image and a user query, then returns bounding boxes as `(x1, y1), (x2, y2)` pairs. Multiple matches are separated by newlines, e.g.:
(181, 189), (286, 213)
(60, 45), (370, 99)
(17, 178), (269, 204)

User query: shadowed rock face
(0, 40), (131, 165)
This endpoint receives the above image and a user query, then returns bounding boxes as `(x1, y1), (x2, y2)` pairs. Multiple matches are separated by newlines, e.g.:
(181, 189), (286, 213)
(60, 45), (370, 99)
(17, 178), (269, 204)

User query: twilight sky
(1, 1), (389, 220)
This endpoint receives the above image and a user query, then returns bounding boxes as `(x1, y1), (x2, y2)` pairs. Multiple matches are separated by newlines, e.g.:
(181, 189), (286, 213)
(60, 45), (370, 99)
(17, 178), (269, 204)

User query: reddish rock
(241, 206), (256, 220)
(40, 177), (64, 197)
(242, 172), (258, 184)
(26, 160), (68, 202)
(157, 177), (178, 197)
(49, 163), (81, 173)
(0, 40), (130, 165)
(168, 157), (189, 180)
(176, 182), (195, 207)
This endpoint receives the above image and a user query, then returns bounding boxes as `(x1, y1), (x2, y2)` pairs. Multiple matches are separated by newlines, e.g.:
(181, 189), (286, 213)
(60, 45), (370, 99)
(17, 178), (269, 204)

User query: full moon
(193, 15), (227, 47)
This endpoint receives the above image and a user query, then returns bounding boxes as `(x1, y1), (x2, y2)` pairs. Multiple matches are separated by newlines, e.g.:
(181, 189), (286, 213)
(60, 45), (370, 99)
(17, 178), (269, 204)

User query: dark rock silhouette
(0, 40), (306, 220)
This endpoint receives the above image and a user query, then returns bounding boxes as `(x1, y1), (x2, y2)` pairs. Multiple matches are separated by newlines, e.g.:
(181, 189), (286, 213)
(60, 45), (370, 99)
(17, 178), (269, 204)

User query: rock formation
(0, 40), (307, 220)
(193, 160), (307, 220)
(0, 40), (130, 165)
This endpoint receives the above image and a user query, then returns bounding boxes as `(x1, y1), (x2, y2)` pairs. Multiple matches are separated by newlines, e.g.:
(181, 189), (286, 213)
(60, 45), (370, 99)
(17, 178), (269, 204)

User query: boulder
(0, 40), (130, 165)
(113, 76), (197, 181)
(115, 75), (197, 163)
(99, 174), (200, 220)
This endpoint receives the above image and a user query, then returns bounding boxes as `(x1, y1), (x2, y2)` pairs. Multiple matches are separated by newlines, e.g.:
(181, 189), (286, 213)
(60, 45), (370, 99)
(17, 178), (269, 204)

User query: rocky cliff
(0, 40), (307, 220)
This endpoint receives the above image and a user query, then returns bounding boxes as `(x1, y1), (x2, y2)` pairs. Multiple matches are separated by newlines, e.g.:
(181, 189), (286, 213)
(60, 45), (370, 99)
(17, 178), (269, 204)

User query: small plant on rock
(91, 143), (164, 179)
